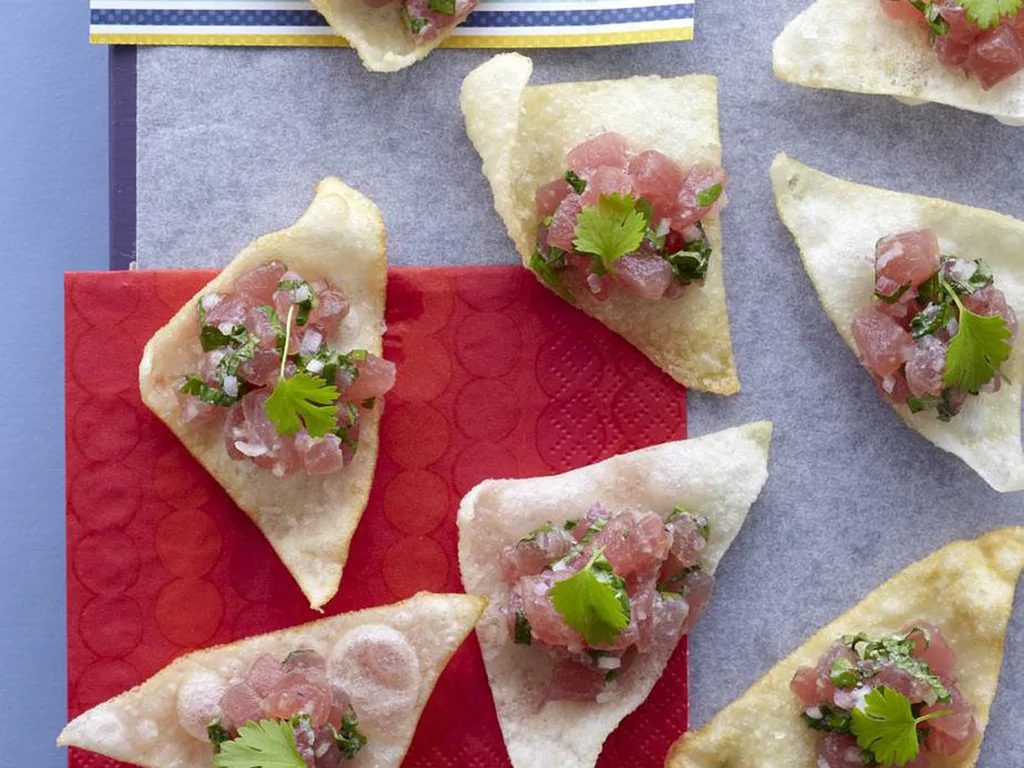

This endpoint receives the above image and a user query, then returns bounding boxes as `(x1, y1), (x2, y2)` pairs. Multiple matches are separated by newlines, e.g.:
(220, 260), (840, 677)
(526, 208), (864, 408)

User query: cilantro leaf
(403, 10), (429, 34)
(909, 0), (952, 34)
(944, 294), (1013, 393)
(695, 183), (723, 208)
(801, 703), (853, 734)
(959, 0), (1022, 28)
(207, 719), (232, 753)
(572, 193), (647, 274)
(851, 687), (950, 766)
(265, 373), (340, 437)
(213, 719), (306, 768)
(548, 548), (631, 647)
(428, 0), (456, 12)
(180, 376), (238, 407)
(201, 323), (248, 352)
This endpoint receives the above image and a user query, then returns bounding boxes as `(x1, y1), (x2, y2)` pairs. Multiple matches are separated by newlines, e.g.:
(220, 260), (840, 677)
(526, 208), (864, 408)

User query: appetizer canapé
(774, 0), (1024, 123)
(182, 261), (395, 477)
(58, 593), (486, 768)
(309, 0), (477, 72)
(458, 422), (772, 767)
(852, 229), (1016, 420)
(504, 505), (714, 702)
(666, 528), (1024, 768)
(532, 132), (727, 303)
(140, 178), (389, 609)
(792, 624), (977, 766)
(771, 154), (1024, 493)
(461, 53), (739, 394)
(879, 0), (1024, 90)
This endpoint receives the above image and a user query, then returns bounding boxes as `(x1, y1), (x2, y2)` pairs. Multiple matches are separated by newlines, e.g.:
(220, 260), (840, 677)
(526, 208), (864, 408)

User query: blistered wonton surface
(774, 0), (1024, 123)
(309, 0), (466, 73)
(457, 422), (772, 768)
(139, 178), (388, 609)
(58, 593), (485, 767)
(667, 527), (1024, 767)
(460, 53), (739, 394)
(772, 154), (1024, 493)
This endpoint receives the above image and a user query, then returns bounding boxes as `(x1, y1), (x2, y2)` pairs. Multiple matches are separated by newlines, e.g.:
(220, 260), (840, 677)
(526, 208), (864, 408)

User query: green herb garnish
(207, 719), (232, 753)
(180, 376), (238, 407)
(850, 687), (950, 766)
(564, 170), (587, 195)
(958, 0), (1022, 29)
(529, 248), (575, 304)
(213, 718), (306, 768)
(514, 610), (532, 645)
(277, 278), (316, 327)
(548, 548), (630, 647)
(428, 0), (456, 13)
(330, 707), (368, 760)
(908, 0), (953, 35)
(695, 183), (723, 208)
(801, 703), (853, 734)
(264, 306), (340, 437)
(572, 193), (647, 275)
(944, 286), (1013, 394)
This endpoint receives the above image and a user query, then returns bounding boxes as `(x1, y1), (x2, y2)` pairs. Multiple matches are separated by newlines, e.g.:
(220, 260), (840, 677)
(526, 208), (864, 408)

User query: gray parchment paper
(135, 1), (1024, 763)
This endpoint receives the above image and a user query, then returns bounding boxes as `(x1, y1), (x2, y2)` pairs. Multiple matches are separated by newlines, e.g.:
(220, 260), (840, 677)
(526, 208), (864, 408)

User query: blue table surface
(0, 1), (108, 764)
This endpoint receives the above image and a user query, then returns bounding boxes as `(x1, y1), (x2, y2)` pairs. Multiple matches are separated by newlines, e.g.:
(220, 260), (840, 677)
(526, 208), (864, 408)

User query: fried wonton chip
(771, 154), (1024, 493)
(309, 0), (471, 73)
(460, 53), (740, 395)
(774, 0), (1024, 123)
(667, 527), (1024, 767)
(457, 422), (773, 768)
(139, 178), (387, 609)
(58, 592), (485, 767)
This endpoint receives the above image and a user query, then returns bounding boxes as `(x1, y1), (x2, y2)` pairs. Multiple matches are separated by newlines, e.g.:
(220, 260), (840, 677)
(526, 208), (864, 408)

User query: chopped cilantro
(874, 283), (910, 304)
(180, 376), (238, 407)
(277, 278), (316, 326)
(695, 183), (723, 208)
(909, 302), (953, 340)
(829, 657), (861, 690)
(529, 248), (575, 304)
(664, 223), (713, 285)
(207, 719), (232, 753)
(200, 322), (248, 352)
(428, 0), (456, 13)
(909, 0), (953, 34)
(406, 15), (428, 34)
(519, 522), (554, 544)
(513, 610), (532, 644)
(801, 703), (852, 735)
(330, 707), (368, 760)
(564, 170), (587, 195)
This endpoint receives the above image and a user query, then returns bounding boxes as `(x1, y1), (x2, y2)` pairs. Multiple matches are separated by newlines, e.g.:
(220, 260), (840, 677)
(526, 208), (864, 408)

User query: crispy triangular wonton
(460, 53), (739, 395)
(457, 422), (773, 768)
(774, 0), (1024, 123)
(58, 592), (485, 767)
(139, 178), (387, 609)
(771, 154), (1024, 493)
(309, 0), (473, 73)
(667, 527), (1024, 767)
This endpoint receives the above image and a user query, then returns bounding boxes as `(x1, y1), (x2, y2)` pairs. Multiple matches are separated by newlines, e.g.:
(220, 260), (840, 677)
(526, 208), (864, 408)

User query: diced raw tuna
(246, 653), (286, 698)
(878, 0), (928, 24)
(238, 347), (282, 388)
(628, 150), (686, 223)
(236, 261), (287, 304)
(535, 179), (574, 220)
(934, 34), (972, 71)
(790, 666), (820, 706)
(263, 672), (333, 727)
(673, 165), (728, 231)
(904, 622), (957, 680)
(922, 680), (978, 755)
(516, 573), (586, 648)
(296, 433), (346, 476)
(307, 290), (350, 336)
(875, 230), (941, 291)
(613, 254), (673, 300)
(967, 25), (1024, 89)
(905, 336), (947, 398)
(818, 733), (867, 768)
(204, 294), (248, 328)
(663, 514), (707, 577)
(935, 0), (983, 43)
(852, 305), (915, 377)
(580, 166), (634, 206)
(500, 525), (575, 583)
(547, 194), (584, 253)
(677, 570), (715, 636)
(220, 682), (264, 730)
(592, 509), (672, 578)
(548, 660), (609, 702)
(567, 132), (630, 176)
(963, 285), (1019, 337)
(342, 354), (396, 403)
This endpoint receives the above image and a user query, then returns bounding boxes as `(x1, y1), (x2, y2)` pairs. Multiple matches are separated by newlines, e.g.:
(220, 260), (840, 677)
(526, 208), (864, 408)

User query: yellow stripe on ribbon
(91, 27), (692, 48)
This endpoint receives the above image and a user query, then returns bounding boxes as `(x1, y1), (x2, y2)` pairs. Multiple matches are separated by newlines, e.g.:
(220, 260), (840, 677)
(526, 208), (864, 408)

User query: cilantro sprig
(212, 718), (306, 768)
(330, 707), (368, 759)
(264, 305), (341, 437)
(944, 283), (1013, 393)
(850, 687), (950, 766)
(572, 193), (648, 275)
(959, 0), (1023, 28)
(548, 547), (631, 647)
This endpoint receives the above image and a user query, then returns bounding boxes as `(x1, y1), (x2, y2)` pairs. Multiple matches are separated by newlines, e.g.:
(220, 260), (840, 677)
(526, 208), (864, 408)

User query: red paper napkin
(65, 265), (688, 767)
